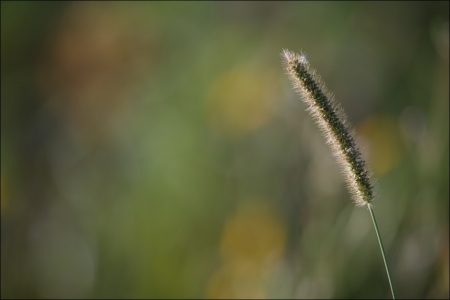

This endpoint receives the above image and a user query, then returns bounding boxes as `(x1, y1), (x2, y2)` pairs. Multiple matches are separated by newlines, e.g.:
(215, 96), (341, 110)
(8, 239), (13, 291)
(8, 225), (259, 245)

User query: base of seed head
(282, 49), (374, 207)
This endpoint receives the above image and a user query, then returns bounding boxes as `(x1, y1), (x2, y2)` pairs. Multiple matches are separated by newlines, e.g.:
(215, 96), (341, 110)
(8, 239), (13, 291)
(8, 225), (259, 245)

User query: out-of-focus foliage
(1, 1), (448, 299)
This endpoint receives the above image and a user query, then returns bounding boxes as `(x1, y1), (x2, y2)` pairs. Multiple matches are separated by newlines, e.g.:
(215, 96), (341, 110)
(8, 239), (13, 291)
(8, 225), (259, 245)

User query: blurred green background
(1, 1), (448, 299)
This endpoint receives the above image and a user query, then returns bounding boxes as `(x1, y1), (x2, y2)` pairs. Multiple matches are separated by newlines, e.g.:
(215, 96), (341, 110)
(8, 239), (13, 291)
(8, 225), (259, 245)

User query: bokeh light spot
(206, 200), (286, 298)
(357, 114), (404, 176)
(205, 66), (276, 138)
(1, 175), (6, 213)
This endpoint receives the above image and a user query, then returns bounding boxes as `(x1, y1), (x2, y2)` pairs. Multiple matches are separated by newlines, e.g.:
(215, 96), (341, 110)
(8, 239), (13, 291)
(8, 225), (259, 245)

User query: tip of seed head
(281, 49), (309, 67)
(281, 49), (294, 62)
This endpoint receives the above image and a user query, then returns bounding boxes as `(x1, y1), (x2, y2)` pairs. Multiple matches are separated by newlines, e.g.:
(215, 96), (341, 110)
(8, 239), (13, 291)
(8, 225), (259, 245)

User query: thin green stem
(368, 204), (396, 299)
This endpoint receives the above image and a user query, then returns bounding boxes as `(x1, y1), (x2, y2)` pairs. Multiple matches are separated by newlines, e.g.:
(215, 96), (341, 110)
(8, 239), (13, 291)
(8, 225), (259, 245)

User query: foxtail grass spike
(282, 49), (373, 207)
(282, 49), (396, 299)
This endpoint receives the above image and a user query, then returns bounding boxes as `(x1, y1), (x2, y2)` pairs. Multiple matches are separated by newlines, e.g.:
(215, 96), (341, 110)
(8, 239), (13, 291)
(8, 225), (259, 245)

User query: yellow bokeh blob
(206, 200), (286, 298)
(357, 114), (404, 176)
(205, 66), (277, 138)
(205, 263), (266, 299)
(220, 202), (285, 267)
(1, 175), (5, 213)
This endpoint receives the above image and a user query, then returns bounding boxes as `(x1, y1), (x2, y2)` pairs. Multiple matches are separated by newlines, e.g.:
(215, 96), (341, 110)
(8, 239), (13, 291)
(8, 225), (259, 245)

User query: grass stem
(368, 204), (396, 299)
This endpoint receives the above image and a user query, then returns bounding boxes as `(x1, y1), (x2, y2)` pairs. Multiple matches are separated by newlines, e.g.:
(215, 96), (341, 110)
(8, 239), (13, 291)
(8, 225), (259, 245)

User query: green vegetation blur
(1, 2), (448, 299)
